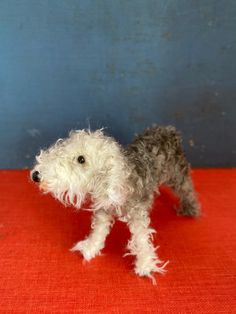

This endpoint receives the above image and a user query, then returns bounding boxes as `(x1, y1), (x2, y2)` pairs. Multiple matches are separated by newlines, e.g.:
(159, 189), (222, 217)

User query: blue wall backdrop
(0, 0), (235, 168)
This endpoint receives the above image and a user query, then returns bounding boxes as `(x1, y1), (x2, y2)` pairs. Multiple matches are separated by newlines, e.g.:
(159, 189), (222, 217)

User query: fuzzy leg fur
(176, 176), (200, 217)
(170, 174), (200, 217)
(70, 210), (113, 261)
(126, 210), (168, 282)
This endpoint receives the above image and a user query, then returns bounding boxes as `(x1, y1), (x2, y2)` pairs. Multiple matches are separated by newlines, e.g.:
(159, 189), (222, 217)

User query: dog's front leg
(71, 209), (113, 261)
(126, 211), (168, 280)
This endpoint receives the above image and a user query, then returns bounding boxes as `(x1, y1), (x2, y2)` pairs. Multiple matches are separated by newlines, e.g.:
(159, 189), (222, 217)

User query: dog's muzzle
(32, 171), (41, 183)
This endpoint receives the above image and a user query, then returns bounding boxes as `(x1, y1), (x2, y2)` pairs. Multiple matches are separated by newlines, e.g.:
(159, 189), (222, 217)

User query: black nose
(32, 171), (41, 183)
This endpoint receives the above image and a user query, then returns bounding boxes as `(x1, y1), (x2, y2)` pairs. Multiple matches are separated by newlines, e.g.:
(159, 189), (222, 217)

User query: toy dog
(31, 126), (200, 281)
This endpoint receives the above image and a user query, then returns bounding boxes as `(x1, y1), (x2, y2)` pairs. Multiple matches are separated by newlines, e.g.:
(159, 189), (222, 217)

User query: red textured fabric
(0, 169), (235, 313)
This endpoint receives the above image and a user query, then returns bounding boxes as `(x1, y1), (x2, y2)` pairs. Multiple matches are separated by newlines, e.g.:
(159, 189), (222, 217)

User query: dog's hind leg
(70, 209), (114, 261)
(170, 172), (200, 217)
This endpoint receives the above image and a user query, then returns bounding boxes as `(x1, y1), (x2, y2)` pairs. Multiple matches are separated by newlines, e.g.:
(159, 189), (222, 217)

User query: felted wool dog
(31, 126), (200, 280)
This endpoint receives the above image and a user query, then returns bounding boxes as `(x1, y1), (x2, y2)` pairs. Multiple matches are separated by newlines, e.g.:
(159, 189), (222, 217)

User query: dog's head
(31, 129), (131, 210)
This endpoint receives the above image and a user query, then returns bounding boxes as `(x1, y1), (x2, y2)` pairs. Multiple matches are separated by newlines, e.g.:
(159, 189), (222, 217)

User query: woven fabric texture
(0, 169), (235, 313)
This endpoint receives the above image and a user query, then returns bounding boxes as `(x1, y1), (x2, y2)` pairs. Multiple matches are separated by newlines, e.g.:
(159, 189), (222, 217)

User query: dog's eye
(77, 155), (85, 164)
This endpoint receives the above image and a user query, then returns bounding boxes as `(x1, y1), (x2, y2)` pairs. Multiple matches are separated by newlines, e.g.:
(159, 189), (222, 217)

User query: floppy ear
(86, 130), (134, 210)
(103, 140), (134, 209)
(89, 135), (131, 209)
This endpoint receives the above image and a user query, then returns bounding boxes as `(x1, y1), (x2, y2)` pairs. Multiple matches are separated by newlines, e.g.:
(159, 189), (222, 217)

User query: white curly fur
(33, 130), (131, 212)
(31, 128), (199, 282)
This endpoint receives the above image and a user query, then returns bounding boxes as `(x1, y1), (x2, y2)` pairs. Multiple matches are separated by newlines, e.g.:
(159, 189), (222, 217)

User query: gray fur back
(125, 126), (190, 198)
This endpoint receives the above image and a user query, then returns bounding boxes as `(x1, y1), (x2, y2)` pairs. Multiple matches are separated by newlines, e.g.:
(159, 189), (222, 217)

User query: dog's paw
(70, 239), (102, 261)
(177, 201), (201, 217)
(134, 257), (168, 278)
